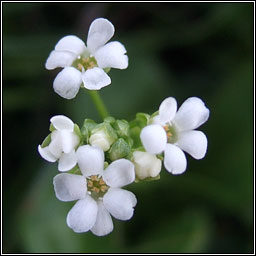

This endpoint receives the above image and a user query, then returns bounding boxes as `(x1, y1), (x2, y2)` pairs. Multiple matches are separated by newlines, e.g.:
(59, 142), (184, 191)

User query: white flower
(38, 115), (80, 172)
(140, 97), (210, 175)
(45, 18), (128, 99)
(132, 151), (162, 180)
(53, 145), (137, 236)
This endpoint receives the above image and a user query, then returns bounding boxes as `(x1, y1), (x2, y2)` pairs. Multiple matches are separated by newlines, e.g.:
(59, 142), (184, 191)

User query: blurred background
(3, 2), (254, 253)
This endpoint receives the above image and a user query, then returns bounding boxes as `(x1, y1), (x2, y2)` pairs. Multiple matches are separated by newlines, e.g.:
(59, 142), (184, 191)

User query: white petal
(38, 145), (57, 162)
(159, 97), (177, 124)
(48, 131), (63, 158)
(94, 41), (128, 69)
(53, 173), (87, 201)
(55, 35), (86, 56)
(60, 131), (76, 153)
(152, 115), (161, 125)
(76, 145), (104, 177)
(58, 150), (77, 172)
(67, 196), (98, 233)
(91, 201), (113, 236)
(164, 144), (187, 175)
(87, 18), (114, 53)
(50, 115), (74, 131)
(103, 188), (137, 221)
(140, 124), (167, 154)
(45, 50), (76, 70)
(53, 67), (82, 99)
(103, 159), (135, 188)
(81, 67), (111, 90)
(177, 130), (208, 160)
(173, 97), (210, 131)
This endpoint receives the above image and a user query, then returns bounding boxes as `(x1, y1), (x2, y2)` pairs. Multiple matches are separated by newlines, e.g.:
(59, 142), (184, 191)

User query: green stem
(87, 90), (109, 120)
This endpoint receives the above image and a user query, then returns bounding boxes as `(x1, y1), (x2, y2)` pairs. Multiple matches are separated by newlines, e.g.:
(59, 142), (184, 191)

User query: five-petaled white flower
(45, 18), (128, 99)
(53, 145), (137, 236)
(38, 115), (79, 172)
(140, 97), (210, 175)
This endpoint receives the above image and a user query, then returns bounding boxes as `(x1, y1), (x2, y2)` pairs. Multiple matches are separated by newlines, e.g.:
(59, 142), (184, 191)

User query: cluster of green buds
(78, 114), (162, 182)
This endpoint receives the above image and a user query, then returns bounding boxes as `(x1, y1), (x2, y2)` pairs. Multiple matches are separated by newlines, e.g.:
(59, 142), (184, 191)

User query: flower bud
(132, 151), (162, 180)
(89, 123), (117, 151)
(108, 138), (131, 161)
(113, 119), (130, 137)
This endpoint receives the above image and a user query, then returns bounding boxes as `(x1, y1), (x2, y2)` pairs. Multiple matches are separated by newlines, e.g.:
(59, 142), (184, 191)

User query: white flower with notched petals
(140, 97), (210, 175)
(38, 115), (80, 172)
(45, 18), (128, 99)
(53, 145), (136, 236)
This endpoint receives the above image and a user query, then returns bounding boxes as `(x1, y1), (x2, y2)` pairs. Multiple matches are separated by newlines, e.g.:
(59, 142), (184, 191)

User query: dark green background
(3, 2), (254, 253)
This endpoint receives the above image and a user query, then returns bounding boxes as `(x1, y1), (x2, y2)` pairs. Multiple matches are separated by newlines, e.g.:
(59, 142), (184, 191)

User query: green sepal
(113, 119), (130, 138)
(129, 126), (142, 148)
(104, 116), (116, 124)
(149, 110), (159, 124)
(74, 124), (82, 138)
(81, 119), (97, 143)
(128, 112), (150, 148)
(104, 161), (109, 169)
(41, 134), (51, 148)
(135, 112), (150, 128)
(68, 165), (82, 175)
(108, 138), (131, 161)
(135, 174), (160, 183)
(49, 123), (55, 132)
(103, 67), (111, 73)
(157, 154), (164, 161)
(123, 135), (134, 148)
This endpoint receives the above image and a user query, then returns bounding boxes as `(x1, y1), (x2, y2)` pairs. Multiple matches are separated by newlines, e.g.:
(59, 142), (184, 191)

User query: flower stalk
(87, 90), (109, 120)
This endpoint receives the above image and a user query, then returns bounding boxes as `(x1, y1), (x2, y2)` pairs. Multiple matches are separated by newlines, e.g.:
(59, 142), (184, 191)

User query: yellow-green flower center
(73, 56), (97, 72)
(163, 124), (178, 144)
(87, 175), (109, 199)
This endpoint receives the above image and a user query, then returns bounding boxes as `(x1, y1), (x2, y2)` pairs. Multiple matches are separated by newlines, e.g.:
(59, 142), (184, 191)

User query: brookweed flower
(38, 115), (79, 172)
(45, 18), (128, 99)
(53, 145), (137, 236)
(140, 97), (210, 175)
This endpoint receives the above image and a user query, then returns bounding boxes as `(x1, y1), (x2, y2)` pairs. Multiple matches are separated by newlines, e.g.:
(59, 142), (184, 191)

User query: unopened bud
(132, 151), (162, 180)
(89, 123), (117, 151)
(108, 138), (131, 161)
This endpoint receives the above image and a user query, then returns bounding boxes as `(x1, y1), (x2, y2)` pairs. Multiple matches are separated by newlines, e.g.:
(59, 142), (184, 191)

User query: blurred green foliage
(3, 2), (254, 253)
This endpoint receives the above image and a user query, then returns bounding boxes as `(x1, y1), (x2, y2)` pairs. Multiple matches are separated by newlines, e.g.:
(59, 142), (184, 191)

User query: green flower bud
(81, 119), (97, 143)
(108, 138), (131, 161)
(132, 151), (162, 180)
(89, 123), (117, 151)
(135, 112), (150, 128)
(113, 119), (130, 137)
(104, 116), (116, 124)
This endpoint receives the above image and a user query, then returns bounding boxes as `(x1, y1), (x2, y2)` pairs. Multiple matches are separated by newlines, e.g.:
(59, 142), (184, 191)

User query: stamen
(87, 180), (93, 187)
(100, 186), (108, 192)
(91, 187), (100, 193)
(77, 63), (83, 72)
(99, 178), (105, 185)
(163, 125), (169, 131)
(167, 132), (172, 138)
(91, 175), (98, 181)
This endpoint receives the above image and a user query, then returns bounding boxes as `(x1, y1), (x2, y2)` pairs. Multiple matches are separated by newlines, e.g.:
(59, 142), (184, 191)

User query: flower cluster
(38, 18), (210, 236)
